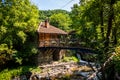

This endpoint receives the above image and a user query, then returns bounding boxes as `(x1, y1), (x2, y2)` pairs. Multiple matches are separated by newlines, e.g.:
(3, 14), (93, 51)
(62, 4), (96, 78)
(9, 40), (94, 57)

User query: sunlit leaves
(0, 26), (7, 34)
(113, 46), (120, 72)
(39, 9), (69, 20)
(17, 31), (26, 43)
(71, 0), (120, 78)
(0, 44), (8, 51)
(0, 0), (39, 65)
(0, 44), (15, 65)
(71, 0), (120, 48)
(50, 13), (72, 31)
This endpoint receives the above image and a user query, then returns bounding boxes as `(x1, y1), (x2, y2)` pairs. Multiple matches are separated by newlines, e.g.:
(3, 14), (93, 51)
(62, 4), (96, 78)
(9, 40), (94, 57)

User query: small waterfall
(76, 53), (88, 64)
(76, 53), (81, 60)
(76, 53), (101, 80)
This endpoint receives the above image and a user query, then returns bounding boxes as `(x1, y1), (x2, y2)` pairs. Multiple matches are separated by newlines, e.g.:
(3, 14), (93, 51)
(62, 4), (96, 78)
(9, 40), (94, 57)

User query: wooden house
(36, 20), (67, 64)
(37, 20), (67, 47)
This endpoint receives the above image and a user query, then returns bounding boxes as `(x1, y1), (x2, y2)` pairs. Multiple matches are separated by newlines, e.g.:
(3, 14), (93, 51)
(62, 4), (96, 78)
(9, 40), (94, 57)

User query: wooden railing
(39, 39), (82, 47)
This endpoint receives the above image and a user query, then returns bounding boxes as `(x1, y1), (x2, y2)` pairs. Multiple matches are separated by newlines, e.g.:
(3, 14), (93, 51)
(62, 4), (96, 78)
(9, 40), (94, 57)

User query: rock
(20, 75), (27, 80)
(29, 61), (98, 80)
(30, 74), (41, 80)
(65, 65), (70, 70)
(25, 71), (32, 79)
(11, 76), (20, 80)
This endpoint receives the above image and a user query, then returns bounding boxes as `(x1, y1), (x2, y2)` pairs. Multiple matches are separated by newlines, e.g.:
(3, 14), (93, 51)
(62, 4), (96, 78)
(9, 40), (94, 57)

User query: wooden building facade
(37, 20), (67, 64)
(37, 20), (67, 47)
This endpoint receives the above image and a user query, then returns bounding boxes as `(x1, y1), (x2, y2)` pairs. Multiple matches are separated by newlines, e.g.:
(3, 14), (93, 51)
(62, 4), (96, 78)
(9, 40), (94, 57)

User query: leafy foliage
(39, 9), (69, 20)
(70, 0), (120, 79)
(113, 46), (120, 72)
(0, 44), (16, 66)
(71, 0), (120, 50)
(0, 0), (39, 66)
(50, 13), (72, 31)
(0, 66), (41, 80)
(61, 56), (79, 62)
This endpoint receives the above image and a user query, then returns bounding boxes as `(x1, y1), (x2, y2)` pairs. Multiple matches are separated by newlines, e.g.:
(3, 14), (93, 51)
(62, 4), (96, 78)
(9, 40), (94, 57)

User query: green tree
(71, 1), (100, 48)
(0, 0), (39, 66)
(70, 0), (120, 79)
(50, 13), (72, 31)
(39, 9), (69, 20)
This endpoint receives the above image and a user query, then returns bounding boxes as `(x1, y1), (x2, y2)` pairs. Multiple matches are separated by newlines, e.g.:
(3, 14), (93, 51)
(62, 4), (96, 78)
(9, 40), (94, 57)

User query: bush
(113, 46), (120, 72)
(61, 56), (79, 62)
(0, 68), (20, 80)
(0, 66), (41, 80)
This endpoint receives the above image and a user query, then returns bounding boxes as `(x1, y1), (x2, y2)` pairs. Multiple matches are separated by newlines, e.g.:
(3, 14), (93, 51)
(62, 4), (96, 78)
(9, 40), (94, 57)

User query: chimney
(45, 19), (49, 28)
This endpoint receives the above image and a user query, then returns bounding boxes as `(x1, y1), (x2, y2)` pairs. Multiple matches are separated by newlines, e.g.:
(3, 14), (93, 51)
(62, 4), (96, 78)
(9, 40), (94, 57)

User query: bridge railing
(39, 39), (82, 47)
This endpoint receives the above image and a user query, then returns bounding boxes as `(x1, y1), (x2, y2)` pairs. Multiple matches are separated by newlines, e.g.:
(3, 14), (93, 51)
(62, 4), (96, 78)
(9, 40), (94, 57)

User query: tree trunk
(108, 64), (115, 80)
(104, 0), (115, 50)
(100, 0), (105, 41)
(112, 27), (117, 45)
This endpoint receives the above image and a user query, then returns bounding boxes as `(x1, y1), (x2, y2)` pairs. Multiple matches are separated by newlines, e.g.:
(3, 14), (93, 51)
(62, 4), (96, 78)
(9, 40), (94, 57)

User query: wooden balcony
(38, 39), (81, 48)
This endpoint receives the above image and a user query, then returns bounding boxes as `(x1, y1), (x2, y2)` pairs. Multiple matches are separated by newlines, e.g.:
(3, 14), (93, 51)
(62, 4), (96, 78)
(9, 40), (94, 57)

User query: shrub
(61, 56), (79, 62)
(0, 66), (41, 80)
(113, 46), (120, 72)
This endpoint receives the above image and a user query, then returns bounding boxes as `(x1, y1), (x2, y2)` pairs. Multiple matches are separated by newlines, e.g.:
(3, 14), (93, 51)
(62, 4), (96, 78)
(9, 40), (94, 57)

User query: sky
(30, 0), (80, 11)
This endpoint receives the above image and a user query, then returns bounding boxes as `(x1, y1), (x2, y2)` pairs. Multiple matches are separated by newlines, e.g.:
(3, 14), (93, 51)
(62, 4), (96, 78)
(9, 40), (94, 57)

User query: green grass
(0, 66), (41, 80)
(61, 56), (79, 62)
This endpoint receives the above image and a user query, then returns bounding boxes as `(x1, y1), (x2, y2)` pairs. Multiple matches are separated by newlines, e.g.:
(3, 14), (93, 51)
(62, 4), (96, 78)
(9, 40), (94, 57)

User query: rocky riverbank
(12, 61), (98, 80)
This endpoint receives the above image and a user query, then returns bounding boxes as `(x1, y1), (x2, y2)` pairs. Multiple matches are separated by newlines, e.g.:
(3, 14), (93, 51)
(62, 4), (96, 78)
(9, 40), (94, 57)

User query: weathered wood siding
(39, 33), (59, 47)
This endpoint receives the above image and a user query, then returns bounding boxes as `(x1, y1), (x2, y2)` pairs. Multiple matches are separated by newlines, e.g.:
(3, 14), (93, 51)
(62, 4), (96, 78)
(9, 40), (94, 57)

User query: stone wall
(36, 49), (66, 65)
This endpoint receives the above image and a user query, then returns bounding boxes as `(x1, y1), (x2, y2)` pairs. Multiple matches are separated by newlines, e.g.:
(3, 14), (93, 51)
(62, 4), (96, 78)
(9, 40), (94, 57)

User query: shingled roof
(37, 21), (67, 35)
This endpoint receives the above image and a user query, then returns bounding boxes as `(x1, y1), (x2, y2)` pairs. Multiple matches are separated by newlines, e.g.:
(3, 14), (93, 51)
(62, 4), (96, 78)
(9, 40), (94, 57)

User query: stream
(12, 54), (101, 80)
(12, 62), (101, 80)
